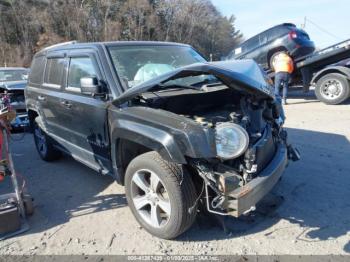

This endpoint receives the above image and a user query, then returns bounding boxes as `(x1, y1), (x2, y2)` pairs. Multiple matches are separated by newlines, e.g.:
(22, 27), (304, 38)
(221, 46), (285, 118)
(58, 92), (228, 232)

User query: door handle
(38, 95), (46, 101)
(60, 100), (72, 109)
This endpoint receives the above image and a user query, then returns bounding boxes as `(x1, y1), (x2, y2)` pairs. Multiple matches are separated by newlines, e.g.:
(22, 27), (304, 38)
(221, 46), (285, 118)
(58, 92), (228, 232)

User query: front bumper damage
(223, 143), (287, 217)
(195, 142), (297, 217)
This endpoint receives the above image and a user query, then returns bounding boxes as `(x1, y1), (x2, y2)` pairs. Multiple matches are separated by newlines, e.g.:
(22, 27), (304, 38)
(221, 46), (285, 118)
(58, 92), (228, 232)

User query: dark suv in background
(227, 23), (315, 69)
(25, 41), (298, 239)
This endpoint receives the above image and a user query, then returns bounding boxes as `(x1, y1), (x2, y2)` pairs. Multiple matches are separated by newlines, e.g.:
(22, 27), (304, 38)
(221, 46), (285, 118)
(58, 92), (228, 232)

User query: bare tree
(0, 0), (242, 66)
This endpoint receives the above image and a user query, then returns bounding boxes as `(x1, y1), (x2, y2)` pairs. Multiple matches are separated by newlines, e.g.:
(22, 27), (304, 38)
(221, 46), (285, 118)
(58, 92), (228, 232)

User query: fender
(108, 106), (217, 182)
(311, 66), (350, 85)
(34, 114), (46, 132)
(111, 119), (186, 164)
(26, 86), (48, 130)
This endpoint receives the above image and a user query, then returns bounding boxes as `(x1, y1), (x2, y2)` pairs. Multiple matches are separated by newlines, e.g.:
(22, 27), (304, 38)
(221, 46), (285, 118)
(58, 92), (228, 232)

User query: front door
(57, 51), (112, 174)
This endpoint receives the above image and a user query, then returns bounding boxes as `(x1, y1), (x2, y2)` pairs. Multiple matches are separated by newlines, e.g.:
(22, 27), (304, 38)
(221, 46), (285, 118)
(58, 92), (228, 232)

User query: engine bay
(136, 85), (282, 185)
(139, 85), (279, 138)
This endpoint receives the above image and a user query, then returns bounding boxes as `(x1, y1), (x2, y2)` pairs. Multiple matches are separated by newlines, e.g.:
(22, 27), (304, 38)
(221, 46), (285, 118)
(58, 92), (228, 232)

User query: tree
(0, 0), (242, 66)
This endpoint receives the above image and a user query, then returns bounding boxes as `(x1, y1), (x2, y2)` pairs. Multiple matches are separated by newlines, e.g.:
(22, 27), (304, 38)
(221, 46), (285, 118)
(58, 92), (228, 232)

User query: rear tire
(33, 119), (61, 161)
(124, 151), (197, 239)
(315, 73), (350, 105)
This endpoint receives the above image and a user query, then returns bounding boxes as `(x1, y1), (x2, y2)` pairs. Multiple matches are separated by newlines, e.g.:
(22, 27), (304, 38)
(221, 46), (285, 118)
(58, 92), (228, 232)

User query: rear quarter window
(269, 26), (290, 40)
(29, 55), (46, 85)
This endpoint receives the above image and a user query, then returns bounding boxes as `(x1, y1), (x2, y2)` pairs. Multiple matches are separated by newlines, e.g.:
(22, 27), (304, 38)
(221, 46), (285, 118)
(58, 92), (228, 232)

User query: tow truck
(269, 39), (350, 105)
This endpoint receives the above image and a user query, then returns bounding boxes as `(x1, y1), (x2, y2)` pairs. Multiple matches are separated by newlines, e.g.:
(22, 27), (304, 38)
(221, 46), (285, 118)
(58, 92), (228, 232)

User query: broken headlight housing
(215, 123), (249, 160)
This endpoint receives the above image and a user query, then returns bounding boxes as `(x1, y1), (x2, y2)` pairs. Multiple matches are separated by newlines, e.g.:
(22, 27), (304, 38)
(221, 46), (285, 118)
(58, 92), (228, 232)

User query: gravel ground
(0, 91), (349, 255)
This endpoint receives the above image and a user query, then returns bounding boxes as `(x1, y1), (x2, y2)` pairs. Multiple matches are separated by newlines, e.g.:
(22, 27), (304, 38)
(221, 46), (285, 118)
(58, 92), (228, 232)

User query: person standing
(272, 52), (294, 105)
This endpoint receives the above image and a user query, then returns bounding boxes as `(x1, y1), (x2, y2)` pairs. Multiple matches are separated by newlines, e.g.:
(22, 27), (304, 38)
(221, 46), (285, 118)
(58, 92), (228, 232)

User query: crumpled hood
(114, 60), (274, 105)
(0, 80), (27, 90)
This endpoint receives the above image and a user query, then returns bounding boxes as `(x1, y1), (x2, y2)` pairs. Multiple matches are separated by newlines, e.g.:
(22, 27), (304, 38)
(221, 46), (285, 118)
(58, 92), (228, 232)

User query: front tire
(33, 119), (61, 161)
(124, 151), (197, 239)
(315, 73), (350, 105)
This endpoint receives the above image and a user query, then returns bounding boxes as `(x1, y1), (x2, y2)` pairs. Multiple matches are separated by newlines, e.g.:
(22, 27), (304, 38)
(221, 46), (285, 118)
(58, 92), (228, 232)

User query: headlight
(215, 123), (249, 160)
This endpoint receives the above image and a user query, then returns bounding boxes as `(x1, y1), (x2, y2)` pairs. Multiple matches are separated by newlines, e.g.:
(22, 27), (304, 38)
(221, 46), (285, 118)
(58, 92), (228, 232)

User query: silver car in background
(0, 67), (29, 130)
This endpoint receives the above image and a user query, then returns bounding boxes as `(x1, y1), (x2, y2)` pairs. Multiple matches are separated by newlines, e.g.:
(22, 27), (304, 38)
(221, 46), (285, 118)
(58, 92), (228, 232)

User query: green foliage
(0, 0), (242, 66)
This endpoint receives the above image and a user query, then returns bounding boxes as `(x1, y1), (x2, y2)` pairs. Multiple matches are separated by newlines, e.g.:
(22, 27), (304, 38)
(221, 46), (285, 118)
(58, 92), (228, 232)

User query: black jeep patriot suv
(25, 41), (299, 239)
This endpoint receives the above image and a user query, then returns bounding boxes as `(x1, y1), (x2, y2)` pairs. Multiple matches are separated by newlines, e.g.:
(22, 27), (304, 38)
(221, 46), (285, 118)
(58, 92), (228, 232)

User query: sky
(211, 0), (350, 49)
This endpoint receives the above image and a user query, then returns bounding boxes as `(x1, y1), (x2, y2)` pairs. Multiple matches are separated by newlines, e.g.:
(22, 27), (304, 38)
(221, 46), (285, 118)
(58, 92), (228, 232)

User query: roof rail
(42, 40), (78, 51)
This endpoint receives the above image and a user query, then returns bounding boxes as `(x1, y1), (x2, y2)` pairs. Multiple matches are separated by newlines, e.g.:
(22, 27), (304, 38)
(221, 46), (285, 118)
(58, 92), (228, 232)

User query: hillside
(0, 0), (242, 67)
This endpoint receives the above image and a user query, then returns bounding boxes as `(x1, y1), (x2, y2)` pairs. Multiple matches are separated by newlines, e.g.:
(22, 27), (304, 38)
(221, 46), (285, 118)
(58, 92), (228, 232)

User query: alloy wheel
(34, 126), (47, 156)
(130, 169), (171, 228)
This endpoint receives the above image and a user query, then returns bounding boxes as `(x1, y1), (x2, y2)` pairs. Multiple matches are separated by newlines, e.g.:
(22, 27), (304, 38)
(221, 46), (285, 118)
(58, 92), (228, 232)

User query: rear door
(40, 52), (67, 135)
(26, 54), (46, 126)
(57, 49), (111, 173)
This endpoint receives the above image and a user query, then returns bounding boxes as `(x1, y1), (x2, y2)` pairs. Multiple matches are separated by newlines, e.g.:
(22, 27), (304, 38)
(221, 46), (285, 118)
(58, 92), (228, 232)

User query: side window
(29, 56), (46, 85)
(244, 36), (259, 52)
(253, 36), (260, 49)
(270, 26), (289, 40)
(259, 33), (268, 45)
(242, 41), (249, 53)
(44, 58), (65, 87)
(67, 57), (97, 90)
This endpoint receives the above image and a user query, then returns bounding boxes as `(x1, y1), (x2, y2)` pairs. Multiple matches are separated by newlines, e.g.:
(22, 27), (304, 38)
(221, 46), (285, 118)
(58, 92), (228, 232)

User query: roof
(103, 41), (190, 47)
(35, 41), (190, 56)
(239, 23), (297, 44)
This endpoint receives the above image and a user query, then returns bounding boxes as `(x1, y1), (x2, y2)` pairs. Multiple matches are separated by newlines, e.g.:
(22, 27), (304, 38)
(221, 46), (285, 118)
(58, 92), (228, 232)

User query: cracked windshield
(108, 45), (213, 89)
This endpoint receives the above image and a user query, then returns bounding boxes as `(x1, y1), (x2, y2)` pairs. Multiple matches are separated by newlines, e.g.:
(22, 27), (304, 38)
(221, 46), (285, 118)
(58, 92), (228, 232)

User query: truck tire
(124, 151), (197, 239)
(315, 73), (350, 105)
(33, 119), (61, 161)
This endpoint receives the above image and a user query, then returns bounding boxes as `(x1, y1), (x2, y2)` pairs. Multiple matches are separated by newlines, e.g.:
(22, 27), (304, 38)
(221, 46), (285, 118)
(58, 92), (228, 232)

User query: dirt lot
(0, 91), (349, 255)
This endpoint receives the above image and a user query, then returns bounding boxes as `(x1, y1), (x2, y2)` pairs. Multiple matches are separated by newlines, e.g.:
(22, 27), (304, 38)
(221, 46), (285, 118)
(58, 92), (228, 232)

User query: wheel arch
(110, 123), (187, 185)
(311, 66), (350, 85)
(27, 109), (39, 131)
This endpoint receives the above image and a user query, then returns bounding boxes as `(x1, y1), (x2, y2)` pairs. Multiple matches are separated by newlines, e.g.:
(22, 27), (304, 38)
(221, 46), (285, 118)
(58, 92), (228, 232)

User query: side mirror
(80, 77), (105, 96)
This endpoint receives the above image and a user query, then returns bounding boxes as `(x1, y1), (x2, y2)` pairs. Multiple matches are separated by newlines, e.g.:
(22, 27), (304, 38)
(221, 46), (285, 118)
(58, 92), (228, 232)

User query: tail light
(288, 31), (298, 39)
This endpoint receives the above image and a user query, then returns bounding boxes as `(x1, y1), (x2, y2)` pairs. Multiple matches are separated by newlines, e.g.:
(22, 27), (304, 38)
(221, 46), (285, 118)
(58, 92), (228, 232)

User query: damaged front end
(114, 60), (300, 217)
(190, 97), (300, 217)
